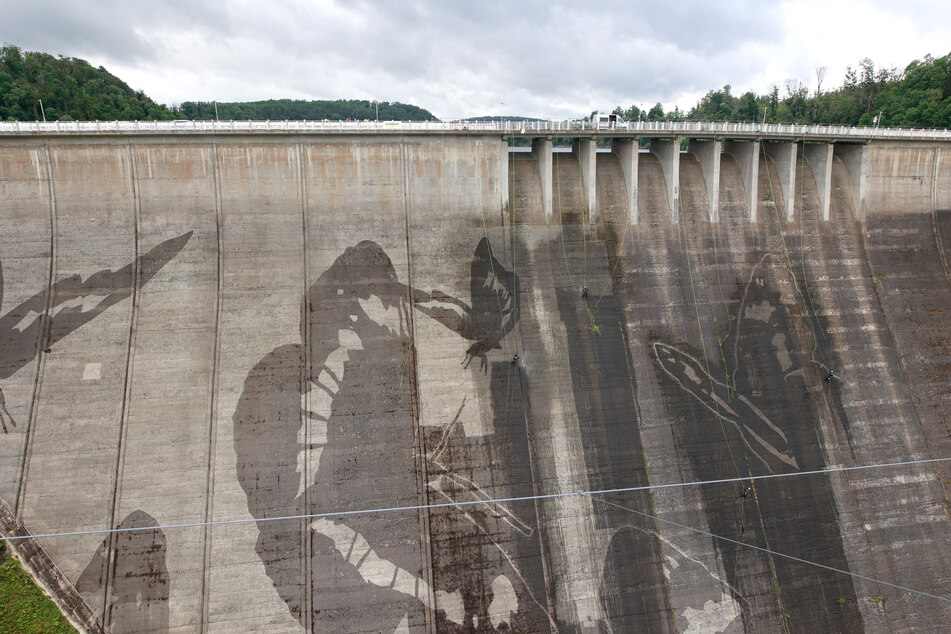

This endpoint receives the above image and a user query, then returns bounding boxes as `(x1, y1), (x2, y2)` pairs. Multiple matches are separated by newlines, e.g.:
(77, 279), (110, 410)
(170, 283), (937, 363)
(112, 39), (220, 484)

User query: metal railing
(1, 118), (949, 141)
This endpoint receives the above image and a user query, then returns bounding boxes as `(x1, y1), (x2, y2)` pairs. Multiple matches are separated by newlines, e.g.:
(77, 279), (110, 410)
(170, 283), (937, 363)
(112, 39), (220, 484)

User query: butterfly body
(417, 238), (518, 373)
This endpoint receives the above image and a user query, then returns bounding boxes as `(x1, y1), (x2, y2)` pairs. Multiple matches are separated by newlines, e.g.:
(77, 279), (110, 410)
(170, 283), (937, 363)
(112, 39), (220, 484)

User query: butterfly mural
(234, 238), (552, 632)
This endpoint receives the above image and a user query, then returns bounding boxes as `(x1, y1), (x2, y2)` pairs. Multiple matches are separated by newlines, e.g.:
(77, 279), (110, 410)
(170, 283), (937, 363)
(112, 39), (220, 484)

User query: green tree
(690, 85), (738, 121)
(0, 45), (173, 121)
(737, 91), (759, 122)
(619, 104), (645, 122)
(175, 98), (435, 121)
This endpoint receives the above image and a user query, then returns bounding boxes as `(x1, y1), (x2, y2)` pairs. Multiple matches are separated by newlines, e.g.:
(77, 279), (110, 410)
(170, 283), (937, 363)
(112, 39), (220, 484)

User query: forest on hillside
(612, 53), (951, 129)
(0, 45), (173, 121)
(0, 46), (434, 122)
(2, 43), (949, 129)
(174, 99), (435, 121)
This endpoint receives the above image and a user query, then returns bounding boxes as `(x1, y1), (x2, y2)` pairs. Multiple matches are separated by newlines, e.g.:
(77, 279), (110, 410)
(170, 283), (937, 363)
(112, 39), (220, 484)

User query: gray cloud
(5, 0), (229, 62)
(2, 0), (949, 119)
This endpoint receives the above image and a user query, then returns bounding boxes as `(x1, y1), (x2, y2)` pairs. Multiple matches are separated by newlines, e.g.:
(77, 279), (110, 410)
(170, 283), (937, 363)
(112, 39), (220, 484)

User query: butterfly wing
(469, 238), (518, 342)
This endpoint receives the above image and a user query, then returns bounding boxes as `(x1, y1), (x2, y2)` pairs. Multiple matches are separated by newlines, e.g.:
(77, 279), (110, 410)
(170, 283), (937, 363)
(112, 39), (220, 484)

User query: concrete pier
(835, 143), (867, 220)
(610, 139), (638, 224)
(532, 138), (553, 223)
(764, 141), (798, 221)
(804, 142), (834, 221)
(687, 139), (721, 222)
(651, 138), (682, 222)
(572, 139), (597, 224)
(724, 140), (760, 221)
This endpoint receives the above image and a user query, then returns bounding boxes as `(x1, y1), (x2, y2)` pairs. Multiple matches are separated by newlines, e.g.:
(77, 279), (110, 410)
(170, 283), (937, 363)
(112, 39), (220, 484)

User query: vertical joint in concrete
(687, 139), (721, 222)
(651, 138), (681, 222)
(833, 143), (867, 221)
(572, 139), (597, 224)
(531, 138), (553, 224)
(764, 141), (797, 221)
(803, 143), (834, 221)
(724, 140), (760, 222)
(611, 139), (638, 224)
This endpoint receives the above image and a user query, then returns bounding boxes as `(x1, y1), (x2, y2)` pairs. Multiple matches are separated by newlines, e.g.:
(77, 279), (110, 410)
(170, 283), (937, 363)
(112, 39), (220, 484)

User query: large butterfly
(416, 238), (519, 371)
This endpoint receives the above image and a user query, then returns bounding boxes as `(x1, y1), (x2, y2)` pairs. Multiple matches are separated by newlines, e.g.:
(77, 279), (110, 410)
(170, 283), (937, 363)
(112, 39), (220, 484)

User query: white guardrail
(1, 119), (950, 140)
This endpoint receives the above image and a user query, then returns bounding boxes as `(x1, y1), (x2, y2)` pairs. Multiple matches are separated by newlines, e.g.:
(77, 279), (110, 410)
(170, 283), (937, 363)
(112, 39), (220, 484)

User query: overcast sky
(5, 0), (951, 120)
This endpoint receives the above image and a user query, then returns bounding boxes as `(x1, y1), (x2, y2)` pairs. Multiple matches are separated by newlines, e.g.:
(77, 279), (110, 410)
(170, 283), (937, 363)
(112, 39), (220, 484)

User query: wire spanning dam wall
(0, 131), (949, 632)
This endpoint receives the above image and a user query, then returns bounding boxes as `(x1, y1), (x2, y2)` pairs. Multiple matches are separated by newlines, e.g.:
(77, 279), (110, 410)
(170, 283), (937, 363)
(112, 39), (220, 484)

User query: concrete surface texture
(0, 132), (949, 633)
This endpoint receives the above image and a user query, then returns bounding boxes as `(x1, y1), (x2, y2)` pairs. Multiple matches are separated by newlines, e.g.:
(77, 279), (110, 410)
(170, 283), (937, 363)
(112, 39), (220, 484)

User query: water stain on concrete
(76, 510), (169, 633)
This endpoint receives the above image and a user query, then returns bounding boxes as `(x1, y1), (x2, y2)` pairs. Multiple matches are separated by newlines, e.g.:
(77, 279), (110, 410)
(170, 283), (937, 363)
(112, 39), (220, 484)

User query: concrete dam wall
(0, 132), (949, 632)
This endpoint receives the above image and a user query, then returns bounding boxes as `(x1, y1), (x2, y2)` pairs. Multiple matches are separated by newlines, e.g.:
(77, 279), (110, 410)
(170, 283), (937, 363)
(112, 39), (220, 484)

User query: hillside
(615, 53), (951, 128)
(0, 46), (435, 123)
(4, 44), (949, 128)
(0, 45), (173, 122)
(174, 99), (435, 121)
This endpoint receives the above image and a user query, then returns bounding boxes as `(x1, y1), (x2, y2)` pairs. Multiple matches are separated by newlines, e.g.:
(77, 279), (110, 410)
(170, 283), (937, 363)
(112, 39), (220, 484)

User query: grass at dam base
(0, 546), (75, 634)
